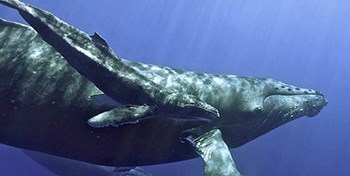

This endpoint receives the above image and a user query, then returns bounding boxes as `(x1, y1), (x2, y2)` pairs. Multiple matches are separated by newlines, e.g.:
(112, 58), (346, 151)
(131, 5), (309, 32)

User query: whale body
(0, 0), (327, 169)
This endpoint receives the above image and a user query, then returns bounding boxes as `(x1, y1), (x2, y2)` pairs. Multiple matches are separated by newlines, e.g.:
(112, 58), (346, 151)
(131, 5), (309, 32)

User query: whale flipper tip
(88, 105), (153, 128)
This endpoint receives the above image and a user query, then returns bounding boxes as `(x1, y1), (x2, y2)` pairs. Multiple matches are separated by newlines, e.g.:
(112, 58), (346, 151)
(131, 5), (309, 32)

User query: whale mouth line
(264, 92), (326, 105)
(266, 92), (325, 98)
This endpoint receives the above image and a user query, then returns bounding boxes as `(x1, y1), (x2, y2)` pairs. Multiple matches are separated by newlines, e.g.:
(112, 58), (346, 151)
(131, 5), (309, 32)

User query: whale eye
(296, 88), (301, 90)
(287, 88), (292, 92)
(281, 86), (286, 88)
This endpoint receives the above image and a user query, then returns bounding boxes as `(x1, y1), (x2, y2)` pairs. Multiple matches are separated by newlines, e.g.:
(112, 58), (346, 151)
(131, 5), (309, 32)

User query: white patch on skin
(213, 77), (225, 85)
(75, 45), (94, 59)
(184, 76), (193, 84)
(227, 75), (238, 79)
(153, 76), (162, 84)
(165, 77), (175, 89)
(195, 80), (204, 89)
(62, 33), (99, 63)
(88, 112), (110, 128)
(49, 60), (58, 68)
(30, 47), (42, 59)
(150, 66), (162, 72)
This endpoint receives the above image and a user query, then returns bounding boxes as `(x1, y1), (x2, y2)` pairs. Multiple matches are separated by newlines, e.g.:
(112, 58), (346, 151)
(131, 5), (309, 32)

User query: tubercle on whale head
(233, 78), (327, 124)
(262, 78), (327, 119)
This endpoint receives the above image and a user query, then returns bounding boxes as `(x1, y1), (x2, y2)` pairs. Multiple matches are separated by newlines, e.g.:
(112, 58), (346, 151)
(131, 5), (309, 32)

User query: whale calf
(0, 0), (327, 175)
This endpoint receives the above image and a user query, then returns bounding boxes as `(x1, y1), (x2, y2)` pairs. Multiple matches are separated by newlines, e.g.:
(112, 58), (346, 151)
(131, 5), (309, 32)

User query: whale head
(216, 77), (327, 147)
(234, 78), (327, 125)
(262, 79), (327, 125)
(182, 77), (327, 146)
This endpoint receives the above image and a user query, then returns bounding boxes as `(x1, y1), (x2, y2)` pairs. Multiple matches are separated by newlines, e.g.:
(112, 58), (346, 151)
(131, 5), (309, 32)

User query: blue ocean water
(0, 0), (349, 175)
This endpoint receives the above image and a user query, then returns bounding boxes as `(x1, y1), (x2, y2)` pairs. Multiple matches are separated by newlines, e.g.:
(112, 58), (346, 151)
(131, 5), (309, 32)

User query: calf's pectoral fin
(184, 129), (243, 176)
(88, 105), (154, 128)
(162, 93), (220, 122)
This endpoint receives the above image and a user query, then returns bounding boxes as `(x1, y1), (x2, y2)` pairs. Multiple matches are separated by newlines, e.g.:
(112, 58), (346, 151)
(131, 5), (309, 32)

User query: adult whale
(0, 0), (327, 175)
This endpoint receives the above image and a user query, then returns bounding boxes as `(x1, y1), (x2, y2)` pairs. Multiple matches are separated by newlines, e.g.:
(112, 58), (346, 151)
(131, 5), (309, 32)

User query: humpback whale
(0, 0), (327, 175)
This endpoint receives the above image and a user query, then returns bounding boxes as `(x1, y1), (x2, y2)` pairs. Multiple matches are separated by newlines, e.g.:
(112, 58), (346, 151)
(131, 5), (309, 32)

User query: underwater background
(0, 0), (349, 175)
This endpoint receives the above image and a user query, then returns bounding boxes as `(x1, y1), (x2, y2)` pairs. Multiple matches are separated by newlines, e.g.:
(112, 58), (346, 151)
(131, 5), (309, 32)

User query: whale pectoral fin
(88, 105), (153, 128)
(184, 129), (242, 176)
(162, 93), (220, 122)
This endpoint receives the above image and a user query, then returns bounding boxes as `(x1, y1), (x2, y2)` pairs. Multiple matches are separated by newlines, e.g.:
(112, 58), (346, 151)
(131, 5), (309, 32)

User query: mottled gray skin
(0, 18), (203, 166)
(0, 0), (327, 170)
(0, 0), (220, 126)
(192, 129), (241, 176)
